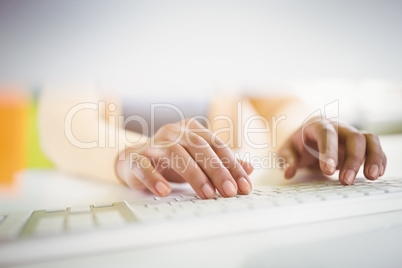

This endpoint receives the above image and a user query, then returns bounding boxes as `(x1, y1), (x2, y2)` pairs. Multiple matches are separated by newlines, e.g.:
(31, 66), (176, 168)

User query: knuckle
(365, 132), (380, 142)
(349, 131), (365, 143)
(166, 143), (181, 155)
(159, 124), (177, 135)
(186, 118), (203, 129)
(188, 133), (207, 147)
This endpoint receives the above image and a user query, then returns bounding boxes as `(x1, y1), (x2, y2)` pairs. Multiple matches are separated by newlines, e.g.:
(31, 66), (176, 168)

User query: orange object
(0, 88), (28, 186)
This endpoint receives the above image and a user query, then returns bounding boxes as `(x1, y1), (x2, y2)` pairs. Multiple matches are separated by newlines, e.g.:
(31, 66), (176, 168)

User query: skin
(278, 118), (387, 185)
(116, 118), (254, 199)
(116, 109), (387, 199)
(41, 89), (386, 197)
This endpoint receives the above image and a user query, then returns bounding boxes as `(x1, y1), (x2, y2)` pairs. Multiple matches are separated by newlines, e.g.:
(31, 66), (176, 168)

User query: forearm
(249, 96), (309, 152)
(38, 85), (143, 184)
(208, 94), (308, 157)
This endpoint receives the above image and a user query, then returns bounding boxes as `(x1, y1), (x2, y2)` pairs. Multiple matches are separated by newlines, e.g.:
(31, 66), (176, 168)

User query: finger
(302, 120), (338, 175)
(237, 159), (254, 175)
(338, 126), (366, 185)
(380, 153), (387, 176)
(278, 142), (299, 179)
(153, 144), (217, 199)
(186, 119), (251, 195)
(179, 130), (239, 197)
(129, 154), (172, 197)
(362, 133), (385, 181)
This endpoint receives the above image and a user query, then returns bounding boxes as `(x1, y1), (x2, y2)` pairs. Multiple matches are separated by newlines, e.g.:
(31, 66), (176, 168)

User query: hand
(278, 117), (387, 185)
(116, 119), (254, 199)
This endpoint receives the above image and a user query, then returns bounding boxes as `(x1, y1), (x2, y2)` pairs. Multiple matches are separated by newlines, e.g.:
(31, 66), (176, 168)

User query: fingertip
(341, 169), (355, 185)
(367, 164), (379, 180)
(323, 158), (337, 175)
(201, 183), (216, 199)
(155, 181), (171, 197)
(237, 177), (252, 195)
(221, 180), (237, 197)
(284, 164), (297, 179)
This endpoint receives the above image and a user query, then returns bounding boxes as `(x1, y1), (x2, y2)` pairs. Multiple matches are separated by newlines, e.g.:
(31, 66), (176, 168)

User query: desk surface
(1, 134), (402, 268)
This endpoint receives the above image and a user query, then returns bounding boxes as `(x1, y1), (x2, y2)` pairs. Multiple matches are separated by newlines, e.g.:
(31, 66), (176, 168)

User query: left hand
(278, 117), (387, 185)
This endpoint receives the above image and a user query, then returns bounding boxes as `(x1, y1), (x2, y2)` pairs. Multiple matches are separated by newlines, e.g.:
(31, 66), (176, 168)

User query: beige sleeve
(37, 85), (144, 184)
(208, 93), (308, 156)
(249, 96), (309, 151)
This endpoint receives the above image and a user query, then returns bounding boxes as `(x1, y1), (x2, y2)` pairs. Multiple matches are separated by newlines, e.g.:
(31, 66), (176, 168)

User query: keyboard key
(69, 205), (91, 214)
(197, 203), (225, 214)
(0, 213), (31, 239)
(387, 187), (402, 193)
(220, 200), (251, 212)
(35, 215), (65, 236)
(169, 207), (196, 218)
(363, 189), (387, 195)
(172, 201), (199, 209)
(273, 197), (299, 206)
(45, 207), (67, 213)
(320, 193), (344, 201)
(95, 211), (126, 227)
(67, 213), (95, 232)
(344, 191), (366, 198)
(248, 199), (276, 209)
(4, 179), (401, 241)
(297, 196), (322, 203)
(93, 202), (113, 208)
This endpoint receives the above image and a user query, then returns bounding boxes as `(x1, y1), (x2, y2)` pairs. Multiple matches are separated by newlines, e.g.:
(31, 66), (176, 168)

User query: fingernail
(369, 164), (379, 179)
(238, 177), (251, 194)
(344, 170), (355, 185)
(202, 183), (215, 199)
(155, 181), (170, 196)
(222, 180), (237, 196)
(325, 158), (336, 173)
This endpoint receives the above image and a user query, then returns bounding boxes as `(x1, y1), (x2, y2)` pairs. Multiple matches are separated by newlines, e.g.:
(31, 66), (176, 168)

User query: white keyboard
(1, 178), (402, 241)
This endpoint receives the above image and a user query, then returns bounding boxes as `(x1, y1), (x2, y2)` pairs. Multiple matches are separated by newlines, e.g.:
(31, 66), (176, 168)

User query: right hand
(116, 119), (254, 199)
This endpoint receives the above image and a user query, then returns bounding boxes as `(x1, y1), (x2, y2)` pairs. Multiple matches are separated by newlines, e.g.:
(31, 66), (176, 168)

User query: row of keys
(126, 179), (402, 222)
(1, 179), (402, 240)
(0, 203), (132, 240)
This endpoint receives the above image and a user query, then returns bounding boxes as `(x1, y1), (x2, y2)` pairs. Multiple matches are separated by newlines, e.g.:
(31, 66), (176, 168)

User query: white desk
(1, 135), (402, 268)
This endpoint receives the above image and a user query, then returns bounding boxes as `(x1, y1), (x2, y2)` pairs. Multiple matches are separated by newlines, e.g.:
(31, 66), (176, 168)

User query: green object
(27, 95), (54, 168)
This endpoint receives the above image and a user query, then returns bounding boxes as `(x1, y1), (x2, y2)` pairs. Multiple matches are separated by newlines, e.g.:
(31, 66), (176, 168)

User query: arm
(38, 86), (253, 198)
(38, 85), (142, 184)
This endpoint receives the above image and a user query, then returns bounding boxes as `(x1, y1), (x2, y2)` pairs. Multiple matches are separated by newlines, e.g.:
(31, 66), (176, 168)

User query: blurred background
(1, 0), (402, 186)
